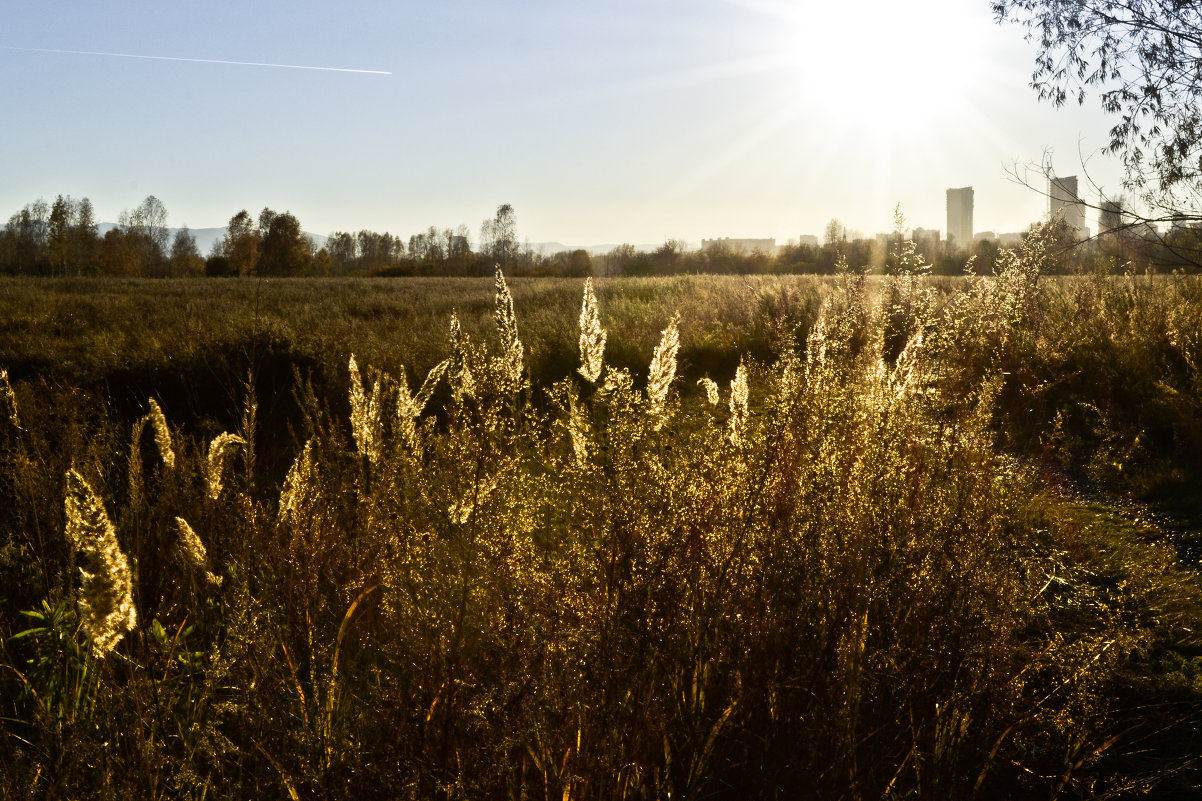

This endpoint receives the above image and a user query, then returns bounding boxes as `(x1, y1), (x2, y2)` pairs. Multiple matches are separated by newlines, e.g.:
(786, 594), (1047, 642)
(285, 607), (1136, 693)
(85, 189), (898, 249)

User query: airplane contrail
(0, 45), (391, 75)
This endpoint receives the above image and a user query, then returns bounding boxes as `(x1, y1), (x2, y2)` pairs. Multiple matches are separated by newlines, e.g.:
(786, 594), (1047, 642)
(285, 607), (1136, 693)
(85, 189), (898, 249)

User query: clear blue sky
(1, 0), (1127, 247)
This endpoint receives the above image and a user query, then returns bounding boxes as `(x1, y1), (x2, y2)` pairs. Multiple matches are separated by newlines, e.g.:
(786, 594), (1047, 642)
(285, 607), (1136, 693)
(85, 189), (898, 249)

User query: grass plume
(64, 467), (136, 658)
(728, 360), (748, 444)
(493, 265), (524, 392)
(646, 312), (680, 430)
(206, 432), (245, 500)
(578, 276), (607, 383)
(348, 355), (382, 465)
(396, 359), (448, 447)
(146, 397), (174, 469)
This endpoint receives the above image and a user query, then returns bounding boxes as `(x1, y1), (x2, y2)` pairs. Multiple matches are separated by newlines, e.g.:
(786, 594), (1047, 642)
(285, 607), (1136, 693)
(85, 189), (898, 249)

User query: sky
(0, 0), (1130, 248)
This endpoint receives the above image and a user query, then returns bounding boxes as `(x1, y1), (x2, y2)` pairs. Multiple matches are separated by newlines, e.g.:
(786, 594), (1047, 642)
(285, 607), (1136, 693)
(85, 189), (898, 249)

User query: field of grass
(3, 230), (1202, 799)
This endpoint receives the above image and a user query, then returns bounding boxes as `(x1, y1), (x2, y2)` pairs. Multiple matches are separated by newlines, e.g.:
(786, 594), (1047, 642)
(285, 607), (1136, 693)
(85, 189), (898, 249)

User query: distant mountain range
(98, 224), (655, 259)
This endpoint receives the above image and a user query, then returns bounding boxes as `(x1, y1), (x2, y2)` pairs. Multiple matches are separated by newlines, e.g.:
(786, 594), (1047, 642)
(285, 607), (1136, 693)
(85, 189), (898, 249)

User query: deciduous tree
(257, 209), (311, 276)
(223, 210), (259, 276)
(995, 0), (1202, 218)
(169, 227), (205, 276)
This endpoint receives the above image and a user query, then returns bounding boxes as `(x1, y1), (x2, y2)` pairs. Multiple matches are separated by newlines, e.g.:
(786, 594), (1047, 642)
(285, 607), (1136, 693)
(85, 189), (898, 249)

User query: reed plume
(448, 312), (476, 401)
(697, 377), (720, 407)
(64, 467), (136, 658)
(728, 361), (748, 445)
(396, 360), (448, 447)
(646, 313), (680, 430)
(147, 398), (174, 469)
(175, 516), (221, 586)
(494, 265), (525, 392)
(279, 440), (315, 529)
(206, 432), (245, 500)
(578, 277), (607, 383)
(348, 355), (383, 465)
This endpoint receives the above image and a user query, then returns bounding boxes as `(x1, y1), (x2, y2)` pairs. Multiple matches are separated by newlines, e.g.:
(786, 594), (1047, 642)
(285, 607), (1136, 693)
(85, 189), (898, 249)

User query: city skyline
(1, 1), (1130, 246)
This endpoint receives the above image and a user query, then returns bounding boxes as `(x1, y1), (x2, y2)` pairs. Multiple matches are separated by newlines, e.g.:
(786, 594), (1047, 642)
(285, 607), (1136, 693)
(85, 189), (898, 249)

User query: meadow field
(3, 231), (1202, 799)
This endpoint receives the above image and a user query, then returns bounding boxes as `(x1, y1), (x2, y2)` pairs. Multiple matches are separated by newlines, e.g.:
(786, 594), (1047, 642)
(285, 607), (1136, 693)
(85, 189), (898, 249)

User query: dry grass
(2, 239), (1202, 798)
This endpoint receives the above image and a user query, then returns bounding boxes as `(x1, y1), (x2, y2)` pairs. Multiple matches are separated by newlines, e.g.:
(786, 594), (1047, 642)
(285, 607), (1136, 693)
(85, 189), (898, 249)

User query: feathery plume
(578, 277), (607, 383)
(348, 355), (382, 465)
(448, 312), (475, 401)
(396, 360), (449, 447)
(891, 331), (928, 398)
(64, 468), (136, 658)
(175, 516), (222, 586)
(0, 368), (19, 428)
(646, 313), (680, 430)
(493, 265), (525, 392)
(279, 440), (315, 529)
(697, 378), (720, 407)
(414, 359), (448, 412)
(206, 433), (245, 500)
(729, 361), (749, 445)
(147, 398), (175, 469)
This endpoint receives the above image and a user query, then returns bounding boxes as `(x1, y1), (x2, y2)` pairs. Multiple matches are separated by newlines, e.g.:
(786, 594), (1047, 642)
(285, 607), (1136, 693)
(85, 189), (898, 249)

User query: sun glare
(765, 1), (986, 146)
(802, 6), (977, 128)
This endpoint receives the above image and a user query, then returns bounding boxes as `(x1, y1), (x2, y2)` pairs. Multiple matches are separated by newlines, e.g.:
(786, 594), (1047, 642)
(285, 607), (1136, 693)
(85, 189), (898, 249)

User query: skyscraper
(1049, 175), (1086, 238)
(946, 187), (974, 250)
(1098, 196), (1123, 236)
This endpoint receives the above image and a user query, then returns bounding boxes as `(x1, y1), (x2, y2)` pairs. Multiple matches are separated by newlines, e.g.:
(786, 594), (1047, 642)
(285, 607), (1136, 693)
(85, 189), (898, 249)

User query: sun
(631, 0), (1009, 234)
(765, 1), (987, 144)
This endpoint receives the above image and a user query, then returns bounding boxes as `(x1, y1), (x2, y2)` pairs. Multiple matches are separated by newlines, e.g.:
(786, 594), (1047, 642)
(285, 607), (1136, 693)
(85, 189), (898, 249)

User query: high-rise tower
(1098, 196), (1123, 235)
(1049, 175), (1086, 238)
(946, 187), (974, 250)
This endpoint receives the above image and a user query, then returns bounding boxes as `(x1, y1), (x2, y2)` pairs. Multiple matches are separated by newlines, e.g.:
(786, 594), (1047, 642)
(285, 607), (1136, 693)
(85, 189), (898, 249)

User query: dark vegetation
(6, 194), (1202, 281)
(2, 228), (1202, 799)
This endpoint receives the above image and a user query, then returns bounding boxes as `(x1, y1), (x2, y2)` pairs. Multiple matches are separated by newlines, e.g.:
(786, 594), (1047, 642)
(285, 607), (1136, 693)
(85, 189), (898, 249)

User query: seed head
(348, 355), (383, 465)
(65, 468), (136, 658)
(175, 517), (222, 586)
(147, 398), (174, 469)
(578, 278), (607, 383)
(729, 361), (749, 445)
(448, 313), (476, 401)
(646, 313), (680, 430)
(279, 440), (315, 529)
(206, 432), (245, 500)
(397, 360), (448, 447)
(494, 265), (525, 392)
(697, 378), (720, 407)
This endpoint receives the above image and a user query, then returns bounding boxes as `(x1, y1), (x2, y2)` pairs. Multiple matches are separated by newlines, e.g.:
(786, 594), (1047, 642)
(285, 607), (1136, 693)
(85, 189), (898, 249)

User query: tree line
(4, 194), (1199, 279)
(0, 198), (553, 278)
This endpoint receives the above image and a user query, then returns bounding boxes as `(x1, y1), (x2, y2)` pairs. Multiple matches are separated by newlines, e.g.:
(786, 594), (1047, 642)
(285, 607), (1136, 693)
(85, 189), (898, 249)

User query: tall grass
(2, 234), (1202, 798)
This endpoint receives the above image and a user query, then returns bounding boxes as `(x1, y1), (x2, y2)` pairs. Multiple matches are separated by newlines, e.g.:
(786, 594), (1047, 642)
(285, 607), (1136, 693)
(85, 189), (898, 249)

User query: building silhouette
(911, 227), (940, 253)
(1098, 197), (1123, 236)
(1049, 175), (1086, 238)
(700, 237), (776, 255)
(946, 187), (974, 250)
